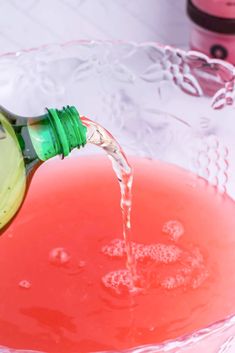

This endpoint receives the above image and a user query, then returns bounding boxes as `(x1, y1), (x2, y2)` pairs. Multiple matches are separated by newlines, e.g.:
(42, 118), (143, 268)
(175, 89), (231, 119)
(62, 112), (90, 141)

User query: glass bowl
(1, 41), (235, 353)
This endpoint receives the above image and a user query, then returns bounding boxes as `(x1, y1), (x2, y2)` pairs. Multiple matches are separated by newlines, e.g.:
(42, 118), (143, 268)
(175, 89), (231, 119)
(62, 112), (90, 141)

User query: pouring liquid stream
(82, 117), (138, 290)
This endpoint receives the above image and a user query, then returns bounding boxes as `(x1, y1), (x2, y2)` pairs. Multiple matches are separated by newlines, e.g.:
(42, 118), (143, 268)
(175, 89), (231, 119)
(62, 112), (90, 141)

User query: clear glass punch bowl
(1, 41), (235, 353)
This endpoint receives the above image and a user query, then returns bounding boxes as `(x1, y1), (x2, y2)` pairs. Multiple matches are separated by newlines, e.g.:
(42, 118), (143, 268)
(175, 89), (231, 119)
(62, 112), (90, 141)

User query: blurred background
(0, 0), (189, 54)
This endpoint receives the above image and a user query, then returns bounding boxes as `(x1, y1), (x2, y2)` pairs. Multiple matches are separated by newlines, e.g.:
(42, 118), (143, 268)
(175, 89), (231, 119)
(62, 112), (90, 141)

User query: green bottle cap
(28, 105), (87, 161)
(46, 106), (87, 158)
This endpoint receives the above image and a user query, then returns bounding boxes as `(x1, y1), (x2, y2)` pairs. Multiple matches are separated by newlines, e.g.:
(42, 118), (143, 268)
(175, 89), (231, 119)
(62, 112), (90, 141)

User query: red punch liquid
(1, 155), (235, 352)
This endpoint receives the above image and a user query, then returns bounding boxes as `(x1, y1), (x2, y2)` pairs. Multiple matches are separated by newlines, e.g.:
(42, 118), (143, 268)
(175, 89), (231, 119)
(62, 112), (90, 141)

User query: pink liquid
(1, 156), (235, 352)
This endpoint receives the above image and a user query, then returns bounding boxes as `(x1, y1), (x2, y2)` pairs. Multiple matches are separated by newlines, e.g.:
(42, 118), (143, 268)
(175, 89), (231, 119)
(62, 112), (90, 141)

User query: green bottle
(0, 105), (87, 233)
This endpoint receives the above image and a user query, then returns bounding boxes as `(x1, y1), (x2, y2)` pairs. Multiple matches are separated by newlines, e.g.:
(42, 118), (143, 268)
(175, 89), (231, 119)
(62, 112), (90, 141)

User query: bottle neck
(28, 106), (87, 161)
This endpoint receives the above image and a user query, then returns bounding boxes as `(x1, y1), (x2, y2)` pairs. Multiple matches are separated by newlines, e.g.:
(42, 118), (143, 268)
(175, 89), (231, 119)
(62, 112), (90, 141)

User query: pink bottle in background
(187, 0), (235, 64)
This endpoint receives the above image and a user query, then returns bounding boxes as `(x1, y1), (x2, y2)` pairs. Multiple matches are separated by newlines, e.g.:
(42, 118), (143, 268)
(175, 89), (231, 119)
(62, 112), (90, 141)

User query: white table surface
(0, 0), (189, 54)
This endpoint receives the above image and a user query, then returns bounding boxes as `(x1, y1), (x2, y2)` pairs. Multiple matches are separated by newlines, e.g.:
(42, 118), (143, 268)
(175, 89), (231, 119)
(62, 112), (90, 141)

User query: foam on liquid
(102, 235), (208, 294)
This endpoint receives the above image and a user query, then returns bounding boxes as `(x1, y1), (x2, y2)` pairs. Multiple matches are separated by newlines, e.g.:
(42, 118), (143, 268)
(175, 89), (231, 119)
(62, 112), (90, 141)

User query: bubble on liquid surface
(19, 280), (31, 289)
(102, 269), (134, 295)
(102, 239), (208, 294)
(78, 260), (86, 268)
(160, 274), (186, 289)
(49, 247), (71, 266)
(162, 220), (184, 241)
(102, 239), (182, 263)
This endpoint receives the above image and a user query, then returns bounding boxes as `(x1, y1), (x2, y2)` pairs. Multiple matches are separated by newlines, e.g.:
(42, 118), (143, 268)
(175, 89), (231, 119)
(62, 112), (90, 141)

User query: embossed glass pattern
(1, 42), (235, 353)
